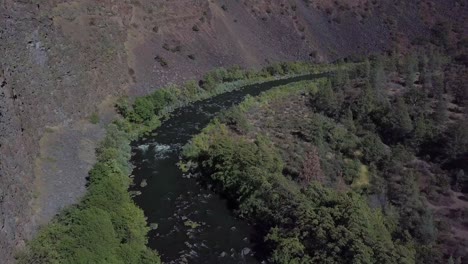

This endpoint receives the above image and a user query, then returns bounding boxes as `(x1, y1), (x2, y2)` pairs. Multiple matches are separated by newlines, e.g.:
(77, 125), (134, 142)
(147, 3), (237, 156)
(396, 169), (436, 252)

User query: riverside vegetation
(182, 52), (468, 263)
(19, 50), (467, 263)
(18, 62), (335, 263)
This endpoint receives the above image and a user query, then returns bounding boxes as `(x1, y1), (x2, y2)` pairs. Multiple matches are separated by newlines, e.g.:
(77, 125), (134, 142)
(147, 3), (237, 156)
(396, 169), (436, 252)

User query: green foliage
(19, 124), (160, 264)
(360, 58), (371, 78)
(331, 66), (350, 89)
(184, 121), (413, 263)
(353, 80), (377, 122)
(115, 97), (131, 117)
(201, 68), (226, 91)
(411, 114), (433, 148)
(89, 112), (100, 124)
(394, 97), (414, 135)
(122, 62), (331, 132)
(266, 228), (311, 264)
(20, 62), (360, 264)
(443, 121), (468, 158)
(129, 90), (175, 123)
(404, 87), (430, 116)
(149, 89), (175, 113)
(181, 54), (467, 263)
(265, 63), (285, 76)
(132, 97), (155, 123)
(310, 79), (339, 117)
(182, 77), (422, 263)
(360, 132), (388, 164)
(218, 107), (252, 133)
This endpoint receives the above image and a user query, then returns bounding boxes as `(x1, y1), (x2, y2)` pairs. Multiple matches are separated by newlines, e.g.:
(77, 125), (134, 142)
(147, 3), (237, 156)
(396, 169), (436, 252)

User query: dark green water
(130, 73), (326, 264)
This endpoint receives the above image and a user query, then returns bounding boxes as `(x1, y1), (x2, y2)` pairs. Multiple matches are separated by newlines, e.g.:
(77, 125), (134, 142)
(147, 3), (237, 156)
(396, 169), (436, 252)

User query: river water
(130, 73), (326, 264)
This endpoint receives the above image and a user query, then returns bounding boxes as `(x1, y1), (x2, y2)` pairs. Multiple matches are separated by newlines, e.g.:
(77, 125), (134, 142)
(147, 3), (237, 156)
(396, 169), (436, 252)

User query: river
(130, 73), (326, 264)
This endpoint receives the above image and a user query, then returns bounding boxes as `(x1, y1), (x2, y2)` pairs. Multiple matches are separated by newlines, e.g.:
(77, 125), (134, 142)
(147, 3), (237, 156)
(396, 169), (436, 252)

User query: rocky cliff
(0, 0), (466, 262)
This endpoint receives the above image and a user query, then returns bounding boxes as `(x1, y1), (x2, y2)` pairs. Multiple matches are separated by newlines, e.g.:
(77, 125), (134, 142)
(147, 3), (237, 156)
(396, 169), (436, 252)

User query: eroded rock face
(1, 1), (130, 261)
(1, 0), (464, 262)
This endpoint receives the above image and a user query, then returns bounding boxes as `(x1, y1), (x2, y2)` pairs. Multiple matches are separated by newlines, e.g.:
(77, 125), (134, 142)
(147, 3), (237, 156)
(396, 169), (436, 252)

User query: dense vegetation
(115, 61), (340, 136)
(19, 62), (333, 263)
(182, 53), (468, 263)
(18, 125), (161, 263)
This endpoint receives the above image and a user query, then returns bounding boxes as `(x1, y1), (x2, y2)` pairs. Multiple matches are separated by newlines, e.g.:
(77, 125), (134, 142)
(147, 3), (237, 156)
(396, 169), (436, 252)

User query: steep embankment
(0, 0), (466, 262)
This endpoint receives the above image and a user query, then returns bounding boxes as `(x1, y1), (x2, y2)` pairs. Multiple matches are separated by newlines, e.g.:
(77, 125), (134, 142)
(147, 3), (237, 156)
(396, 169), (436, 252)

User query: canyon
(0, 0), (466, 262)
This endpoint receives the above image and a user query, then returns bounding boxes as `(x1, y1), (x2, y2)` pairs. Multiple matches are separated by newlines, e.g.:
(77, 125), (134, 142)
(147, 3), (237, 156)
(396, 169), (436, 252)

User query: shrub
(21, 62), (337, 264)
(132, 97), (154, 123)
(19, 124), (161, 264)
(89, 112), (99, 124)
(115, 97), (131, 117)
(183, 122), (413, 264)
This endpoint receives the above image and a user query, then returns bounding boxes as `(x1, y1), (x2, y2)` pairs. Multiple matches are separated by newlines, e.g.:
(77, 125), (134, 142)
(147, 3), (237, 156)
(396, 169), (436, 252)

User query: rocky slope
(0, 0), (466, 262)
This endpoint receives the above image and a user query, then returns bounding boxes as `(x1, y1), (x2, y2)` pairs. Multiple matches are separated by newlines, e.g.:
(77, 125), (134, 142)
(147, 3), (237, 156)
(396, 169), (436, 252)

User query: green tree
(443, 121), (468, 158)
(311, 79), (339, 117)
(266, 228), (310, 264)
(411, 114), (431, 148)
(332, 66), (350, 89)
(404, 87), (429, 116)
(150, 89), (174, 114)
(353, 80), (376, 122)
(395, 97), (414, 136)
(115, 97), (131, 117)
(341, 107), (356, 133)
(132, 97), (154, 122)
(360, 133), (388, 163)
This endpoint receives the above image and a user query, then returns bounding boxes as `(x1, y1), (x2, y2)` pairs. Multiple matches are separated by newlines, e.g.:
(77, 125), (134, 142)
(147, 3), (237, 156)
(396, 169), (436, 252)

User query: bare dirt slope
(0, 0), (466, 262)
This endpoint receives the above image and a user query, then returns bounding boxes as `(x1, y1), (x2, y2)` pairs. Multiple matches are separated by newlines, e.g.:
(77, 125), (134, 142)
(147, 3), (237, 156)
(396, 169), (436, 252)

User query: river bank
(129, 74), (329, 263)
(19, 62), (340, 263)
